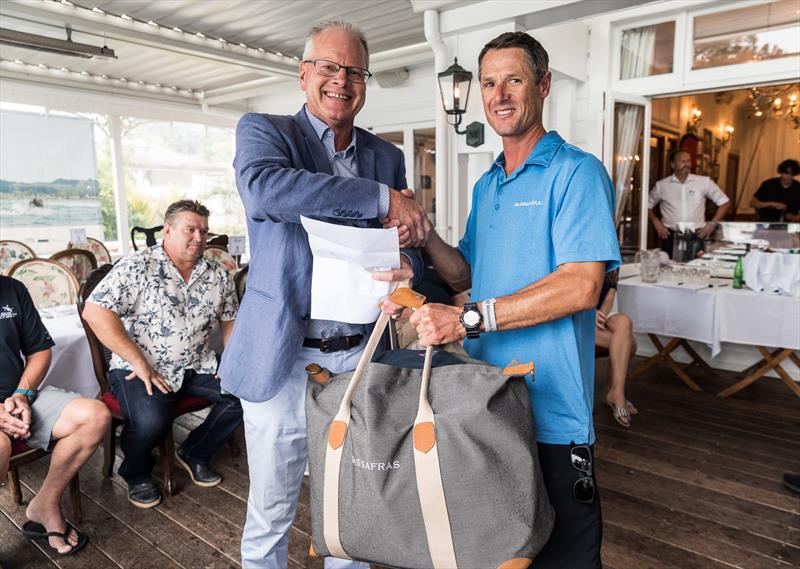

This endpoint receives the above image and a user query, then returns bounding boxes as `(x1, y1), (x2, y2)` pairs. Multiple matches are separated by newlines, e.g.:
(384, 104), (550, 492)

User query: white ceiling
(0, 0), (472, 109)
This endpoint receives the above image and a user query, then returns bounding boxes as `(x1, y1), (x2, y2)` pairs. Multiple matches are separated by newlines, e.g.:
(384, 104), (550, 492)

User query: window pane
(413, 128), (436, 224)
(693, 0), (800, 69)
(620, 21), (675, 79)
(119, 119), (242, 245)
(0, 106), (108, 256)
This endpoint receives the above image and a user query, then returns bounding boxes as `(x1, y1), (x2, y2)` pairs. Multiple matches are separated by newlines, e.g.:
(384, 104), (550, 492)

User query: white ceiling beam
(0, 0), (299, 78)
(0, 61), (202, 105)
(201, 77), (285, 106)
(201, 42), (434, 107)
(409, 0), (465, 14)
(439, 0), (583, 34)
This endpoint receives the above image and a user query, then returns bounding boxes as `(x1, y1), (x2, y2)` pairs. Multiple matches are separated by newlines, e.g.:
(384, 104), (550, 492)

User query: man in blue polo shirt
(384, 32), (620, 568)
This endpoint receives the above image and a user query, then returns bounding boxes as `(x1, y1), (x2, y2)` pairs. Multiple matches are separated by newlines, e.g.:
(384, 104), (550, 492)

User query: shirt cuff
(377, 184), (390, 219)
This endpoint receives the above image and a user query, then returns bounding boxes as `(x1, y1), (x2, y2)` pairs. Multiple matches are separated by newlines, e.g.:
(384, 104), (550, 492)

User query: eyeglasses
(303, 59), (372, 84)
(570, 444), (595, 503)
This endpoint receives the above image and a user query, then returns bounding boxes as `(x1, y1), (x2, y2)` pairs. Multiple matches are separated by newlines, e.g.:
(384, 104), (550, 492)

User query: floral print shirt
(88, 245), (238, 390)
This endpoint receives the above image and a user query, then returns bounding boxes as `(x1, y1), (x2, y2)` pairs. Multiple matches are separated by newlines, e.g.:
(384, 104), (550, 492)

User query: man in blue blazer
(218, 19), (427, 569)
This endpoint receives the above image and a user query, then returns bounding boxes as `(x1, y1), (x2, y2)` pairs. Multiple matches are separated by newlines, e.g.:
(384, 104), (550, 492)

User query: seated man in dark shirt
(750, 159), (800, 222)
(0, 275), (111, 555)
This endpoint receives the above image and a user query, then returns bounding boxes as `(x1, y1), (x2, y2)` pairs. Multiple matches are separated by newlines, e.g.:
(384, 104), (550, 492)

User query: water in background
(0, 198), (101, 227)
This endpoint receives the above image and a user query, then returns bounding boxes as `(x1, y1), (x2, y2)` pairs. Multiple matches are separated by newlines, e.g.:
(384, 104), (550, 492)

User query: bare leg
(0, 431), (10, 482)
(597, 314), (637, 423)
(26, 399), (110, 553)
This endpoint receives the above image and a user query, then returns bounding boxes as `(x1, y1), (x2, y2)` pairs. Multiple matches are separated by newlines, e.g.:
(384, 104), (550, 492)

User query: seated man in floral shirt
(83, 200), (242, 508)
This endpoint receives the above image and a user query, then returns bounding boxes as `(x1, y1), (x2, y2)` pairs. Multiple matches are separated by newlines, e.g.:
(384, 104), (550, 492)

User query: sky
(0, 109), (97, 183)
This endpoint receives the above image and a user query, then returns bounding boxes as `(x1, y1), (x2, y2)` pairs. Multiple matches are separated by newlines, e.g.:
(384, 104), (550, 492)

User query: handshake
(382, 188), (432, 248)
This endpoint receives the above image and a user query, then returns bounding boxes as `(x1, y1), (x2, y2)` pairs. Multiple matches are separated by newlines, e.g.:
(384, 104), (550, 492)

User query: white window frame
(610, 0), (800, 96)
(613, 12), (686, 95)
(603, 92), (652, 251)
(371, 120), (436, 191)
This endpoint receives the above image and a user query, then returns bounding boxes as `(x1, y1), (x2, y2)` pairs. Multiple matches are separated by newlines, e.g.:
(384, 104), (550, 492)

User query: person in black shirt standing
(750, 159), (800, 222)
(0, 276), (110, 555)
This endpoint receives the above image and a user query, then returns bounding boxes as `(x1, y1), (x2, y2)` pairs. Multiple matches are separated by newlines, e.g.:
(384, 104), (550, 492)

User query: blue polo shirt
(458, 131), (620, 445)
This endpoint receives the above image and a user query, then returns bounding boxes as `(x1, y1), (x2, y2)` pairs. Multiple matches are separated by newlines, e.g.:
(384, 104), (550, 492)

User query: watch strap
(460, 302), (482, 339)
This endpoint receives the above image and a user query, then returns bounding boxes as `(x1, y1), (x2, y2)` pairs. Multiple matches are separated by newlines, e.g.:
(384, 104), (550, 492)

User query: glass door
(603, 92), (651, 257)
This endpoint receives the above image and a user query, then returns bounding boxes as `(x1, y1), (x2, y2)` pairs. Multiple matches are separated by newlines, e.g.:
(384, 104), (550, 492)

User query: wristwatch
(14, 388), (36, 403)
(459, 302), (482, 339)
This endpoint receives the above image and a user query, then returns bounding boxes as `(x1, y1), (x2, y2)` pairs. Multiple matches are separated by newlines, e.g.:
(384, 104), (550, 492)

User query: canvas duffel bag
(305, 289), (554, 568)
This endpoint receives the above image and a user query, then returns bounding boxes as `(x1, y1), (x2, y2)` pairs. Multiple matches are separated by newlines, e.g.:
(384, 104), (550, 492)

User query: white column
(109, 115), (130, 255)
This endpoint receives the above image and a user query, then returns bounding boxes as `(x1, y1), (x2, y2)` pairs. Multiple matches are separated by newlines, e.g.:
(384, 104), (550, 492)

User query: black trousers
(534, 442), (603, 569)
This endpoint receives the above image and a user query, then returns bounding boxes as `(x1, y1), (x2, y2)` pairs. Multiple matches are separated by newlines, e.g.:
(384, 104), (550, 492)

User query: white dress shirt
(649, 173), (730, 228)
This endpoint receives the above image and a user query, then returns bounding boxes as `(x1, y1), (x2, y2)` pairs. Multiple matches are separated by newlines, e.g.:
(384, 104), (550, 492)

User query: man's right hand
(384, 189), (429, 247)
(0, 405), (30, 440)
(654, 219), (670, 240)
(126, 360), (172, 396)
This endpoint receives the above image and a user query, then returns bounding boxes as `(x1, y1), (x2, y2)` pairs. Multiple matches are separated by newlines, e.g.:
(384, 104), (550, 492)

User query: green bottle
(733, 255), (744, 289)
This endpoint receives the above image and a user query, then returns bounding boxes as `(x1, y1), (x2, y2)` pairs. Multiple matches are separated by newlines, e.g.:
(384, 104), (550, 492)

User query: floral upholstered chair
(8, 258), (80, 309)
(204, 246), (238, 275)
(50, 249), (98, 284)
(0, 240), (36, 275)
(68, 237), (112, 265)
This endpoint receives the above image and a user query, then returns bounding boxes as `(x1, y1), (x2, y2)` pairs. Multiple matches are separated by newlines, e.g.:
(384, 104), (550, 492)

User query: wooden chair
(8, 258), (80, 310)
(0, 240), (35, 275)
(203, 247), (238, 275)
(7, 441), (82, 523)
(130, 225), (163, 251)
(49, 249), (97, 284)
(68, 237), (112, 265)
(77, 265), (212, 496)
(234, 264), (249, 302)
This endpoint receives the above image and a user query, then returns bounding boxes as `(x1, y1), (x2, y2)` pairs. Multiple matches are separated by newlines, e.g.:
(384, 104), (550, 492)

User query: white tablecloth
(39, 305), (99, 398)
(618, 277), (800, 357)
(743, 251), (800, 297)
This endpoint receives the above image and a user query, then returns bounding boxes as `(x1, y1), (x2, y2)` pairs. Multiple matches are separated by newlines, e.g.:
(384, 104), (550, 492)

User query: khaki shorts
(25, 386), (82, 450)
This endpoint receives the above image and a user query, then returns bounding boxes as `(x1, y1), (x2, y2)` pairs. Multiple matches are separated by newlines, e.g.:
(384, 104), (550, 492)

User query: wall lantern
(437, 57), (484, 147)
(686, 107), (702, 134)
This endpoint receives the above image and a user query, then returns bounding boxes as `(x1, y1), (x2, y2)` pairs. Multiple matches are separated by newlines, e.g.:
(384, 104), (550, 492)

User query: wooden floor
(1, 359), (798, 569)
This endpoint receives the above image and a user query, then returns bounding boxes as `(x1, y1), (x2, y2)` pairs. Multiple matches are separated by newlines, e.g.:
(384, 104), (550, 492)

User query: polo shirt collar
(491, 130), (565, 175)
(304, 104), (357, 154)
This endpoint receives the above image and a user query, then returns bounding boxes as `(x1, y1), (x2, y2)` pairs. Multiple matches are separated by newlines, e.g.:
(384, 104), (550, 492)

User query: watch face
(463, 309), (481, 328)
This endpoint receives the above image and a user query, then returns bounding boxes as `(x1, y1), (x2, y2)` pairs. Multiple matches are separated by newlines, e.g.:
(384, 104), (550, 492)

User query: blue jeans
(108, 368), (243, 485)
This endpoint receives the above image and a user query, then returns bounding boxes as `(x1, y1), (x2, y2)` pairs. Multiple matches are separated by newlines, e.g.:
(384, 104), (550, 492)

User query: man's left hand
(696, 222), (716, 240)
(410, 304), (464, 346)
(374, 256), (414, 318)
(4, 393), (32, 428)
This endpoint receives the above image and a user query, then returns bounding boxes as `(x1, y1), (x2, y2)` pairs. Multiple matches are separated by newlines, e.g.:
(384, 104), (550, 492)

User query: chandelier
(747, 84), (799, 129)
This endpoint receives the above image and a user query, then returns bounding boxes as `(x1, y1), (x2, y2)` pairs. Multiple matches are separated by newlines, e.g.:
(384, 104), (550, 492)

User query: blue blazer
(219, 108), (423, 402)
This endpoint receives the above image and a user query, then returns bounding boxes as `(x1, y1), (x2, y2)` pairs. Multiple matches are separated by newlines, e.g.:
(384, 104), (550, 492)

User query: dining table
(38, 304), (99, 398)
(617, 276), (800, 397)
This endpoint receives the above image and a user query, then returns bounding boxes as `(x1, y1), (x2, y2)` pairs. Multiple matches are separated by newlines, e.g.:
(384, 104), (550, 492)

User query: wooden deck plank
(602, 488), (796, 568)
(598, 458), (800, 548)
(0, 474), (119, 569)
(0, 507), (57, 569)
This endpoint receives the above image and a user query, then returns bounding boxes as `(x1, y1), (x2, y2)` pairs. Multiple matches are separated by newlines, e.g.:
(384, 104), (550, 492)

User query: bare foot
(26, 497), (78, 553)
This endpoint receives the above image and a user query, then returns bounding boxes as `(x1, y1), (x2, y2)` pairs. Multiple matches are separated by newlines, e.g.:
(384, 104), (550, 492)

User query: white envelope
(301, 216), (400, 323)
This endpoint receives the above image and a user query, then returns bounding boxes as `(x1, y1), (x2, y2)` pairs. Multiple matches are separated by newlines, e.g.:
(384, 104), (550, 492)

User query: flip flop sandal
(22, 520), (89, 556)
(603, 400), (631, 427)
(626, 400), (639, 415)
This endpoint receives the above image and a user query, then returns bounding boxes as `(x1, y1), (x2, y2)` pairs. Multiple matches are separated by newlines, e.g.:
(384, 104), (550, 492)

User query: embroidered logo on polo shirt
(513, 200), (543, 207)
(0, 305), (17, 319)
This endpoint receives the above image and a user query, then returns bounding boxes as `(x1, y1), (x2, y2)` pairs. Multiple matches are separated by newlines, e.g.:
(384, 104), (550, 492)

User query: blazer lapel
(294, 108), (333, 175)
(357, 132), (376, 183)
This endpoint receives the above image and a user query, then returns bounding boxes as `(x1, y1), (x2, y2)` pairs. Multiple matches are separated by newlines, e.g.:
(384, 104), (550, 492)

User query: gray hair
(164, 199), (209, 224)
(302, 19), (369, 67)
